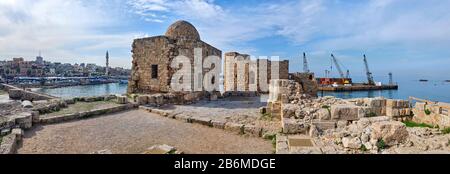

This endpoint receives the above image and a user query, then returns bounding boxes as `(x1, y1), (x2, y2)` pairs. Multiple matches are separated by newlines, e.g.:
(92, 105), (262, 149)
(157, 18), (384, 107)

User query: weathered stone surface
(190, 117), (212, 127)
(0, 133), (17, 154)
(21, 100), (33, 108)
(143, 144), (177, 154)
(11, 128), (23, 141)
(312, 121), (336, 131)
(317, 108), (330, 120)
(224, 122), (244, 134)
(331, 104), (362, 121)
(282, 118), (309, 134)
(14, 112), (32, 129)
(92, 149), (113, 154)
(211, 120), (226, 129)
(127, 20), (221, 95)
(342, 137), (362, 149)
(117, 96), (128, 104)
(137, 95), (148, 105)
(281, 104), (298, 118)
(370, 121), (408, 146)
(243, 125), (262, 137)
(174, 114), (191, 123)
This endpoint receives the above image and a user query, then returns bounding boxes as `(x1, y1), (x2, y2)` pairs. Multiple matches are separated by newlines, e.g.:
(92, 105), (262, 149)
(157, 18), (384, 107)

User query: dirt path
(18, 110), (273, 154)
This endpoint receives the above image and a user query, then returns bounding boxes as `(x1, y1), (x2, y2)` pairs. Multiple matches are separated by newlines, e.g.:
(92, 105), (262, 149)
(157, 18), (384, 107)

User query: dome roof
(165, 20), (200, 40)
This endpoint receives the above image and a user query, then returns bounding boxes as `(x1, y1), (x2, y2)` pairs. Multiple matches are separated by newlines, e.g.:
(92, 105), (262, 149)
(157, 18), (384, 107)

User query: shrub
(366, 112), (377, 117)
(425, 109), (431, 115)
(441, 127), (450, 134)
(321, 105), (330, 109)
(260, 113), (273, 121)
(403, 121), (434, 128)
(360, 144), (368, 152)
(376, 139), (386, 150)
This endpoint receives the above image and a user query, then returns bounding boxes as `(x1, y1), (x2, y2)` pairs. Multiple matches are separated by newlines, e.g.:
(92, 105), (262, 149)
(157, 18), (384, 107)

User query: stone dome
(165, 20), (200, 40)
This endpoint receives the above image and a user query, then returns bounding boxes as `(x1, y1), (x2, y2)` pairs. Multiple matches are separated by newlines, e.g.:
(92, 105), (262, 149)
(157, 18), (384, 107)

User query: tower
(105, 51), (109, 77)
(389, 72), (393, 85)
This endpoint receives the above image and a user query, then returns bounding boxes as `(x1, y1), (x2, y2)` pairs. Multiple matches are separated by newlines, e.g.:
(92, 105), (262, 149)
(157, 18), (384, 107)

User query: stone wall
(1, 83), (56, 101)
(288, 72), (318, 97)
(128, 20), (222, 95)
(223, 52), (289, 93)
(413, 101), (450, 129)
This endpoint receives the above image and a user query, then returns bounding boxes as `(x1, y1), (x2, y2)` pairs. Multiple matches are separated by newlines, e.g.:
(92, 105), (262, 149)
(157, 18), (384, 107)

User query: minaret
(105, 51), (109, 77)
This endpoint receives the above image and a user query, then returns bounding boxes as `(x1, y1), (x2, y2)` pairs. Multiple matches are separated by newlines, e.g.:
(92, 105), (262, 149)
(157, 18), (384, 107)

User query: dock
(318, 84), (398, 91)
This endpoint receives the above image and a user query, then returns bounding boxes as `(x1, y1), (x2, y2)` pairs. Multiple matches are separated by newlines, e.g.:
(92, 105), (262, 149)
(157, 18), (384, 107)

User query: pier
(318, 84), (398, 91)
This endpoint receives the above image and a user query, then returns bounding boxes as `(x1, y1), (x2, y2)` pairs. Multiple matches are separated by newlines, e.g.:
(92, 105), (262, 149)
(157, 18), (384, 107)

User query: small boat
(445, 80), (450, 82)
(419, 79), (428, 82)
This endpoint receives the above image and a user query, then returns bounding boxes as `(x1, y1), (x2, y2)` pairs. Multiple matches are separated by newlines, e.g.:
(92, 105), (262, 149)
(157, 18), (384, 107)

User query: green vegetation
(263, 133), (277, 148)
(376, 139), (386, 150)
(321, 105), (330, 109)
(441, 127), (450, 134)
(167, 149), (177, 154)
(43, 101), (119, 117)
(425, 109), (432, 115)
(260, 112), (273, 121)
(366, 112), (377, 117)
(403, 120), (434, 128)
(360, 144), (368, 152)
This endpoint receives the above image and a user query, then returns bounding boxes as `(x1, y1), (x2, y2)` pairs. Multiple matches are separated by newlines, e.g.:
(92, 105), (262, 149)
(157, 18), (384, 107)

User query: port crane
(363, 54), (375, 85)
(303, 52), (309, 73)
(330, 54), (346, 79)
(330, 54), (351, 85)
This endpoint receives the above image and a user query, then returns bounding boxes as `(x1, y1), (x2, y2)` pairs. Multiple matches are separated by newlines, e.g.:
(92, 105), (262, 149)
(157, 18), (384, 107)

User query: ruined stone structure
(412, 98), (450, 129)
(289, 72), (318, 97)
(128, 20), (222, 95)
(223, 52), (289, 93)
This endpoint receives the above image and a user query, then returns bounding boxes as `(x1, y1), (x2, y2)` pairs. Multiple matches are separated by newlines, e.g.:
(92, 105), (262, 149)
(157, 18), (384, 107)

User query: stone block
(317, 108), (330, 120)
(14, 113), (32, 129)
(243, 125), (262, 137)
(31, 111), (40, 123)
(312, 120), (336, 131)
(364, 97), (386, 108)
(342, 137), (362, 149)
(224, 122), (244, 134)
(137, 95), (148, 105)
(11, 128), (23, 141)
(386, 108), (400, 117)
(281, 104), (298, 118)
(211, 120), (226, 129)
(174, 114), (191, 123)
(282, 118), (309, 134)
(117, 96), (128, 104)
(331, 104), (362, 121)
(370, 121), (408, 146)
(0, 134), (17, 154)
(190, 117), (212, 127)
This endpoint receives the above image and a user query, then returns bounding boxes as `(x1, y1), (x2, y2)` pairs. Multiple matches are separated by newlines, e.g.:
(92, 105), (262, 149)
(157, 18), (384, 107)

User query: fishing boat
(419, 79), (428, 82)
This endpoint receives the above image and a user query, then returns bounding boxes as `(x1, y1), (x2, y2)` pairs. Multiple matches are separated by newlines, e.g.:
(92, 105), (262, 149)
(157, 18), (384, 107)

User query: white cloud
(0, 0), (138, 68)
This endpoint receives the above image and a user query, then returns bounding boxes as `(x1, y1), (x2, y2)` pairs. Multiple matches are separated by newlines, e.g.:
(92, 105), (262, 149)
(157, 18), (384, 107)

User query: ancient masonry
(128, 20), (221, 95)
(223, 52), (289, 93)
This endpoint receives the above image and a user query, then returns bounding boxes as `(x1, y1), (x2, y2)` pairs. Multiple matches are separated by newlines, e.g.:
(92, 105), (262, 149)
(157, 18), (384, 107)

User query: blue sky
(1, 0), (450, 82)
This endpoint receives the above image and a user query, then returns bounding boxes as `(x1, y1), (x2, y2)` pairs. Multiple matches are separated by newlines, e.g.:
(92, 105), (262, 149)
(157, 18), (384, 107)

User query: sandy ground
(17, 110), (274, 154)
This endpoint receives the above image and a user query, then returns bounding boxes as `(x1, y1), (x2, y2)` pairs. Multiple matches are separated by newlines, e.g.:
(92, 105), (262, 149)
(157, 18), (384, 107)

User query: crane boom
(331, 54), (345, 79)
(363, 54), (375, 85)
(303, 52), (309, 73)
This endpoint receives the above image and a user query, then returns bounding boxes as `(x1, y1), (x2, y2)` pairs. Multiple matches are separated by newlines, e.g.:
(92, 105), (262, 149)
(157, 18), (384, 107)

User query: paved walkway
(17, 110), (273, 154)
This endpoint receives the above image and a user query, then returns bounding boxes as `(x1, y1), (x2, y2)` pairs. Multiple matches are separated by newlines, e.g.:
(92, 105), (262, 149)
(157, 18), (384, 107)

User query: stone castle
(128, 20), (317, 98)
(128, 20), (221, 94)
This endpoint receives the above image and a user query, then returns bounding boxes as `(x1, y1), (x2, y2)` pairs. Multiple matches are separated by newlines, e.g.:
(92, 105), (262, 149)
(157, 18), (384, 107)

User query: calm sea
(36, 79), (450, 103)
